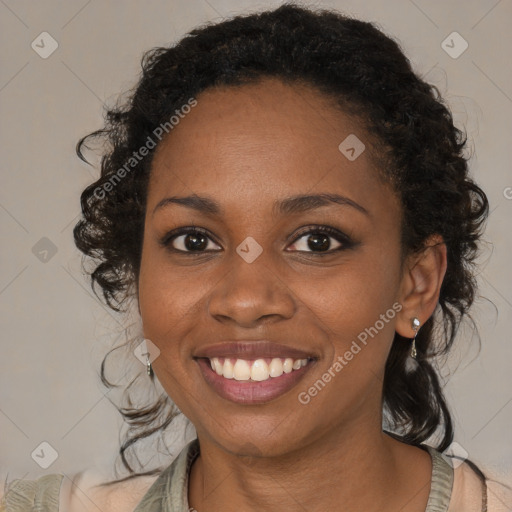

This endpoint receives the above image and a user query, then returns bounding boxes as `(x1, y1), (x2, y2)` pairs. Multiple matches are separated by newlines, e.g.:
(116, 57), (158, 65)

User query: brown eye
(177, 232), (208, 251)
(162, 228), (221, 253)
(288, 226), (349, 253)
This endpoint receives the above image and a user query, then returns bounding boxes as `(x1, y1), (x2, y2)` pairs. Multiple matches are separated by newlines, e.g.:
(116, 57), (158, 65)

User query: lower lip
(196, 358), (315, 405)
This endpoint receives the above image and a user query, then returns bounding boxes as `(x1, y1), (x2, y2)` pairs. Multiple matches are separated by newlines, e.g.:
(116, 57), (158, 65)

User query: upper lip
(193, 341), (316, 360)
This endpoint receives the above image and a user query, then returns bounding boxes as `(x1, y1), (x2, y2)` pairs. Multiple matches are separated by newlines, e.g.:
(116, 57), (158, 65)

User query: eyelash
(159, 225), (354, 255)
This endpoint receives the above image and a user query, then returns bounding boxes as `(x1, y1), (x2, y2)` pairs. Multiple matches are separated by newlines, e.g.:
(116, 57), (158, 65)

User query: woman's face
(138, 77), (408, 456)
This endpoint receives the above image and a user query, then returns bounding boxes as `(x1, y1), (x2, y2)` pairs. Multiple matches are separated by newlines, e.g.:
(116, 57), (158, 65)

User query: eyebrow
(152, 193), (369, 218)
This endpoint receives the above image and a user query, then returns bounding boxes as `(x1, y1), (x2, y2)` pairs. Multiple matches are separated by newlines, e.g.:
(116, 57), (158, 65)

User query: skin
(137, 77), (447, 512)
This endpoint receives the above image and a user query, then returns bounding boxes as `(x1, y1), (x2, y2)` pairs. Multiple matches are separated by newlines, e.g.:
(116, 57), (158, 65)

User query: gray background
(1, 0), (511, 484)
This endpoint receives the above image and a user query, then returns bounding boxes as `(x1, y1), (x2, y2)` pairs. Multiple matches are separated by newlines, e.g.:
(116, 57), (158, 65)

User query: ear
(395, 235), (447, 338)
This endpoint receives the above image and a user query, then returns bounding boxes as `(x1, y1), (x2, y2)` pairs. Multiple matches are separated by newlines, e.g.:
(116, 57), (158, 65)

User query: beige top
(2, 439), (512, 511)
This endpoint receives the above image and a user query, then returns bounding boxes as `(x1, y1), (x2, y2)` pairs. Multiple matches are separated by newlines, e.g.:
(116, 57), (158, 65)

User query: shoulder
(1, 472), (64, 511)
(448, 458), (512, 512)
(0, 470), (159, 512)
(62, 469), (160, 512)
(0, 441), (198, 512)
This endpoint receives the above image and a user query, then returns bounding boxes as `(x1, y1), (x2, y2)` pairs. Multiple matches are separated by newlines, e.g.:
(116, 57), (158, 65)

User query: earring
(146, 353), (154, 378)
(411, 317), (420, 359)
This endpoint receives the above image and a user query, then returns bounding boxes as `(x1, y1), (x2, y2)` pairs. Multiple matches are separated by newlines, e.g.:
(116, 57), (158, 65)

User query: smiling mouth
(195, 356), (316, 404)
(193, 340), (317, 404)
(206, 356), (313, 382)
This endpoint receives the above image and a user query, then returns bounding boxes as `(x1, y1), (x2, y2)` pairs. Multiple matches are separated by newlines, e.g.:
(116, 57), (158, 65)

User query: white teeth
(269, 358), (283, 377)
(222, 358), (234, 379)
(213, 357), (223, 375)
(233, 359), (251, 381)
(283, 358), (294, 373)
(251, 359), (270, 381)
(208, 356), (311, 381)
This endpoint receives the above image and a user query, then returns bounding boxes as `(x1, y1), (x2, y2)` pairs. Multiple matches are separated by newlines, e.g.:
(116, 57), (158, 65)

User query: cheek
(293, 266), (401, 422)
(306, 248), (402, 372)
(138, 226), (201, 318)
(137, 254), (201, 407)
(309, 249), (400, 324)
(137, 240), (193, 354)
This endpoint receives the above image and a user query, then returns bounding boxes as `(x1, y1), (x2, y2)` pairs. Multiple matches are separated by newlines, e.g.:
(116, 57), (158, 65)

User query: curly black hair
(73, 3), (489, 478)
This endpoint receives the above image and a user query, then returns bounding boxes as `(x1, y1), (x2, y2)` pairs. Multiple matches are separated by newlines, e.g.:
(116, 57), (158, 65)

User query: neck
(188, 418), (432, 512)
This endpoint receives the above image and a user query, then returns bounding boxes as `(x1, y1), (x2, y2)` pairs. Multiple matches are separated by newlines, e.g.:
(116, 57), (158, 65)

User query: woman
(2, 3), (511, 511)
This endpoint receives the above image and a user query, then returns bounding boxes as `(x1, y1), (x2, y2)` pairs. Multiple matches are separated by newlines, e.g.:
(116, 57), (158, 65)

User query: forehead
(147, 77), (390, 216)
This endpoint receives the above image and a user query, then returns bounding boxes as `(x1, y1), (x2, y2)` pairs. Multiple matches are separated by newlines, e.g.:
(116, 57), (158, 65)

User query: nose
(207, 251), (296, 328)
